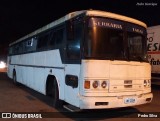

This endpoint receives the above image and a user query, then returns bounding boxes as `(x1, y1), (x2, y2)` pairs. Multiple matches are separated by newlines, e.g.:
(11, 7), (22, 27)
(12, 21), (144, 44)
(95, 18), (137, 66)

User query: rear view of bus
(79, 10), (153, 109)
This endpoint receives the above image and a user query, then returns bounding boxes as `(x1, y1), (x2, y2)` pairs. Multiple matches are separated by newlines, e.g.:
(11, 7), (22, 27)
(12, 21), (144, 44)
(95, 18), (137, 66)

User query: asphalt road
(0, 70), (160, 121)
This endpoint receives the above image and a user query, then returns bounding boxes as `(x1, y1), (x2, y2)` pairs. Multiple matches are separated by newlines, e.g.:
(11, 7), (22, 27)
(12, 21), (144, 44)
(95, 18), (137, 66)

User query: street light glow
(0, 61), (6, 69)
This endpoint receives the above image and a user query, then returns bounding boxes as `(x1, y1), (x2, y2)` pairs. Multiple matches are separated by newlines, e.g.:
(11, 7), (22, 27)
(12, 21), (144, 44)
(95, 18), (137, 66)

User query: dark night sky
(0, 0), (159, 55)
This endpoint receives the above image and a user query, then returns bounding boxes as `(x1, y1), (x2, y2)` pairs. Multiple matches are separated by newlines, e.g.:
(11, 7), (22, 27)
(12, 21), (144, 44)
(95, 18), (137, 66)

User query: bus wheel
(52, 80), (63, 108)
(13, 70), (17, 85)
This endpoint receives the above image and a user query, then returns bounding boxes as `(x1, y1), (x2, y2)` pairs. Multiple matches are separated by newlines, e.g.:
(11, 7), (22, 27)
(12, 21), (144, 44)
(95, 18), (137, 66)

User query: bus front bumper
(79, 93), (153, 109)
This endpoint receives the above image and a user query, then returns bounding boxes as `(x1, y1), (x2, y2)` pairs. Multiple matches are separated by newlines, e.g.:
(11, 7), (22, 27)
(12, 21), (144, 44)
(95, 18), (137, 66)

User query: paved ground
(0, 71), (160, 121)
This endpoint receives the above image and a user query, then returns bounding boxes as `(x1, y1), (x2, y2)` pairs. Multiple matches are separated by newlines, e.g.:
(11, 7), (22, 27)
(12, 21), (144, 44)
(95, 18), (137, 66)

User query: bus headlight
(92, 81), (99, 88)
(101, 81), (107, 88)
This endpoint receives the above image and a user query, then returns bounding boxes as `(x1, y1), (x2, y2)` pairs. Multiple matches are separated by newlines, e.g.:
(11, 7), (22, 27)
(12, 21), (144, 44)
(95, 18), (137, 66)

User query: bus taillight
(84, 80), (90, 89)
(101, 81), (107, 88)
(92, 81), (99, 88)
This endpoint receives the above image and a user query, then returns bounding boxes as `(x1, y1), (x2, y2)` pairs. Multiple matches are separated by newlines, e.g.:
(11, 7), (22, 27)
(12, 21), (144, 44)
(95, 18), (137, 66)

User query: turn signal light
(84, 80), (90, 89)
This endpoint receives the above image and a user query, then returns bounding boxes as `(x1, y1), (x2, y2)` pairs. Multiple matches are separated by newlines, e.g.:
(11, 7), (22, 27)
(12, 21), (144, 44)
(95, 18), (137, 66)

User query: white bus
(7, 10), (153, 111)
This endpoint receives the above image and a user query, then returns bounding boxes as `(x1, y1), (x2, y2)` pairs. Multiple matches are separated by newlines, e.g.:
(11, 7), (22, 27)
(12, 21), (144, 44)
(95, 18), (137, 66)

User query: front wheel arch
(46, 75), (63, 108)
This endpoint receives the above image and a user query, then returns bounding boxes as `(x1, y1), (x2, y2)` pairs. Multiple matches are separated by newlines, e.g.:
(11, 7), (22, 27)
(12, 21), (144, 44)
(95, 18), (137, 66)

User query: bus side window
(48, 27), (64, 49)
(9, 47), (13, 55)
(26, 39), (33, 47)
(13, 44), (19, 54)
(18, 42), (24, 54)
(66, 23), (82, 60)
(55, 29), (64, 46)
(49, 31), (56, 47)
(25, 37), (37, 52)
(37, 33), (50, 50)
(66, 20), (74, 41)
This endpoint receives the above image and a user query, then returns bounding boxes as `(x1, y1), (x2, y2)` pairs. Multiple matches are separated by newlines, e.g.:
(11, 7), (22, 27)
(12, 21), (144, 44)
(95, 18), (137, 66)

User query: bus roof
(10, 10), (147, 46)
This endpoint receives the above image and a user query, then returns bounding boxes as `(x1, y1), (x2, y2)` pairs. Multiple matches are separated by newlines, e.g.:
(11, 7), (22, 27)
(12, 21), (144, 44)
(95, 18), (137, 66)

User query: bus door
(64, 21), (83, 107)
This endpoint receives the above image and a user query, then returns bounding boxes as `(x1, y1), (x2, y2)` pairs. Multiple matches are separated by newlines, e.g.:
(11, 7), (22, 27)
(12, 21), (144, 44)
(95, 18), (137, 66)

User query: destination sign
(89, 18), (124, 30)
(89, 17), (146, 35)
(127, 23), (146, 35)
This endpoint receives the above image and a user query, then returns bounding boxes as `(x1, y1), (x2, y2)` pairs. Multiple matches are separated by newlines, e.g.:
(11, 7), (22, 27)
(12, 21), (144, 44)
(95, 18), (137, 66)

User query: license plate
(124, 98), (136, 104)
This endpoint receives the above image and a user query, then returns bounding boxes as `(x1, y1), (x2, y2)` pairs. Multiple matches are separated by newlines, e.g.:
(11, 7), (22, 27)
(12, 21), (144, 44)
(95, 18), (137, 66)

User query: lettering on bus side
(149, 58), (160, 65)
(147, 42), (160, 51)
(147, 35), (160, 52)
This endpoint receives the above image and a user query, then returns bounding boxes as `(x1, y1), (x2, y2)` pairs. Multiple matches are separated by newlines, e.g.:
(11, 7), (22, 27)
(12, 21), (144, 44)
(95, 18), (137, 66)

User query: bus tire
(13, 70), (17, 85)
(52, 80), (63, 108)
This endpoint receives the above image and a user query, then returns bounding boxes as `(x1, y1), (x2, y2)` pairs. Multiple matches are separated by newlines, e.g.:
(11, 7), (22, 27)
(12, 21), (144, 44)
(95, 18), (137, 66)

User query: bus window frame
(65, 17), (85, 64)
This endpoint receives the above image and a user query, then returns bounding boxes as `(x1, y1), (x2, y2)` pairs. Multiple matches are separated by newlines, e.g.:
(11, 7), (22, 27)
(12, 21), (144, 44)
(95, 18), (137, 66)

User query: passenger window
(49, 31), (56, 46)
(55, 29), (64, 45)
(37, 33), (50, 49)
(26, 39), (33, 47)
(25, 37), (37, 52)
(66, 23), (82, 60)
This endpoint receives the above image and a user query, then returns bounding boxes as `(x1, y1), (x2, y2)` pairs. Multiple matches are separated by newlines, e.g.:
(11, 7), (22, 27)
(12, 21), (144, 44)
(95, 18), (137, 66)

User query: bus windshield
(127, 32), (145, 61)
(84, 17), (147, 61)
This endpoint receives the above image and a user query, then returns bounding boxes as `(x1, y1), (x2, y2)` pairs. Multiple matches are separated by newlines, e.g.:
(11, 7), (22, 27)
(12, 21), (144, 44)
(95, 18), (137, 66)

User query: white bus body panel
(79, 60), (152, 109)
(7, 50), (65, 99)
(64, 64), (80, 107)
(7, 49), (81, 106)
